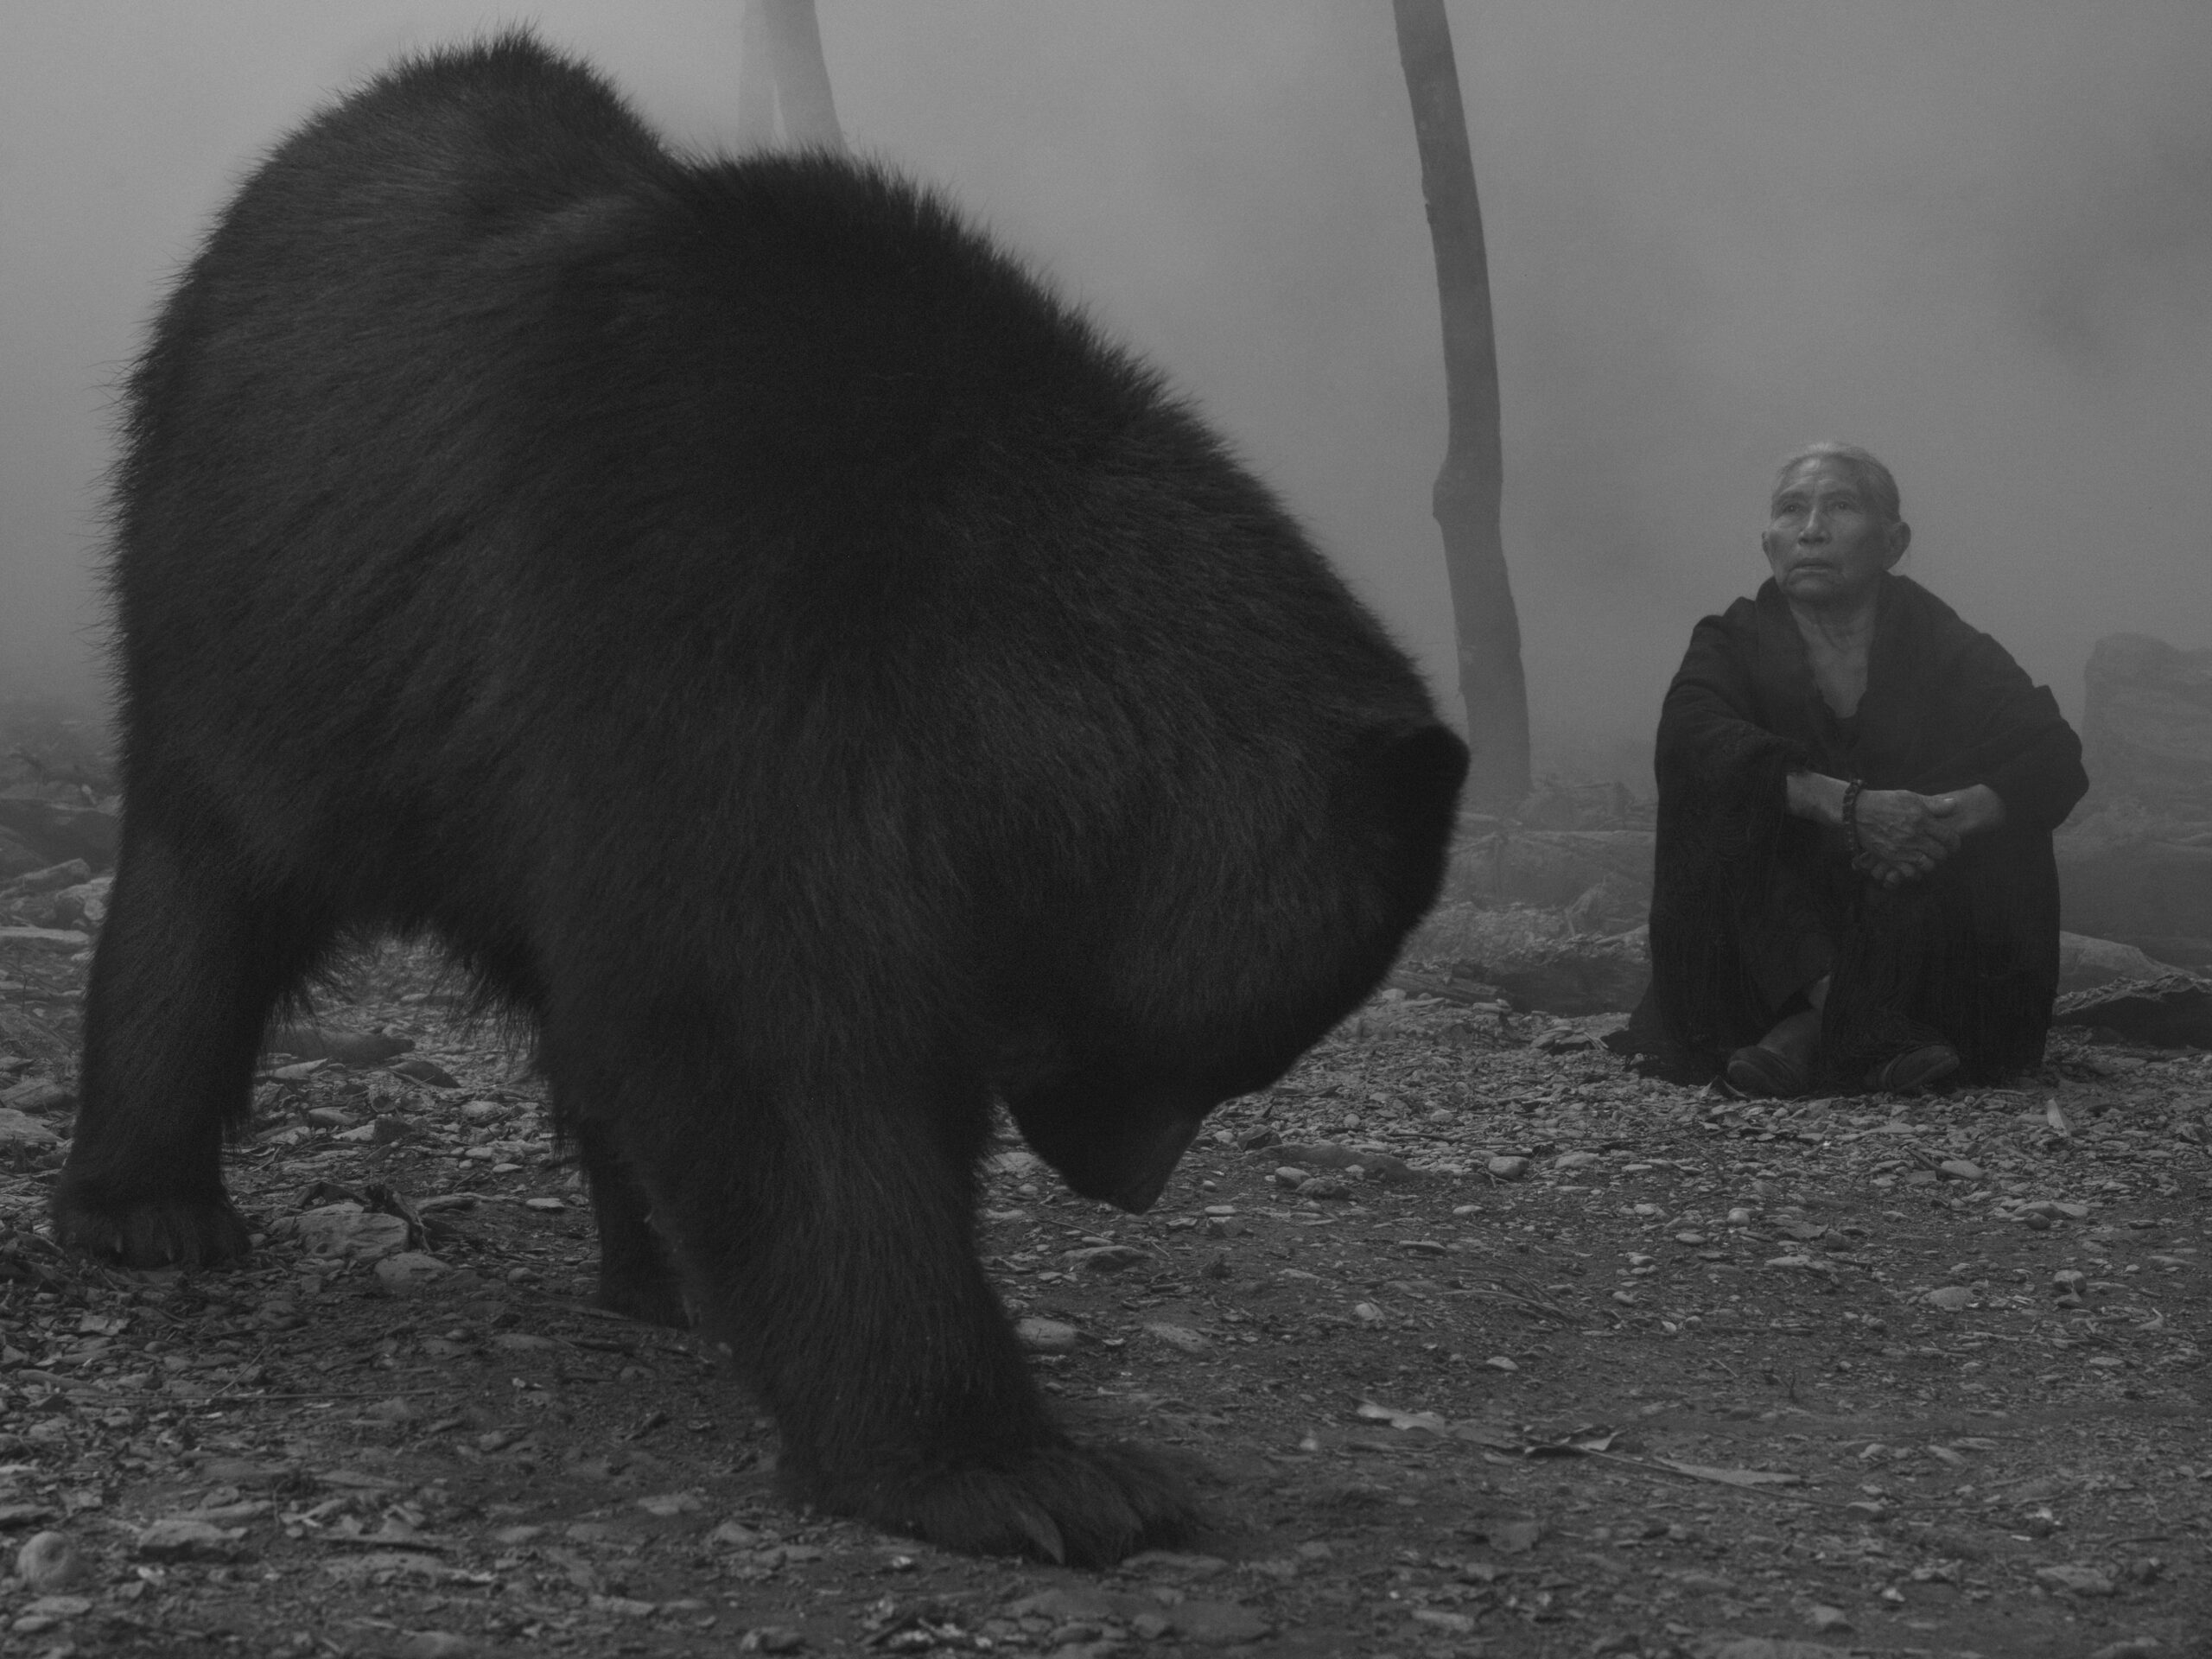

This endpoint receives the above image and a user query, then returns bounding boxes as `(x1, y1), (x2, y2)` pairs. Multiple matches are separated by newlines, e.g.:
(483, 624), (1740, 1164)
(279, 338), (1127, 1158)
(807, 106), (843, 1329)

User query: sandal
(1868, 1042), (1961, 1094)
(1725, 1044), (1810, 1099)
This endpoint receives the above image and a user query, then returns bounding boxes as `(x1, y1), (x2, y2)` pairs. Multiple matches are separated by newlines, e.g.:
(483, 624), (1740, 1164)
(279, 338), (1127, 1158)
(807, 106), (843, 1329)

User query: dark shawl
(1630, 574), (2088, 1087)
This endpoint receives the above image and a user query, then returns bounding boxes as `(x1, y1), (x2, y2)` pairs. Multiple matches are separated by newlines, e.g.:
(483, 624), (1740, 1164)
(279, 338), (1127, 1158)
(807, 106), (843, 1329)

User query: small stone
(1351, 1302), (1386, 1325)
(492, 1524), (544, 1546)
(1938, 1159), (1984, 1182)
(1296, 1174), (1351, 1199)
(1411, 1608), (1478, 1636)
(276, 1203), (410, 1263)
(1273, 1166), (1309, 1188)
(0, 1108), (60, 1158)
(636, 1491), (702, 1517)
(1726, 1206), (1753, 1224)
(1807, 1604), (1852, 1630)
(1673, 1231), (1708, 1245)
(359, 1396), (416, 1423)
(1015, 1317), (1079, 1354)
(522, 1197), (566, 1211)
(1553, 1150), (1598, 1170)
(373, 1252), (448, 1290)
(1067, 1243), (1148, 1273)
(15, 1531), (86, 1592)
(22, 1594), (92, 1621)
(388, 1058), (461, 1087)
(1486, 1518), (1541, 1552)
(1486, 1154), (1529, 1180)
(137, 1517), (244, 1561)
(738, 1627), (806, 1653)
(1145, 1322), (1211, 1353)
(1926, 1286), (1973, 1311)
(303, 1106), (355, 1129)
(1169, 1600), (1273, 1643)
(0, 1078), (71, 1116)
(0, 926), (88, 950)
(2037, 1563), (2116, 1595)
(1483, 1355), (1518, 1372)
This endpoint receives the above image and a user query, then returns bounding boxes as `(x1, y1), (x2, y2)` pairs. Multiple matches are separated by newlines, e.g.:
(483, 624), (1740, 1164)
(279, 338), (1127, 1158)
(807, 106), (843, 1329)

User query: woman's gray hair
(1770, 442), (1902, 527)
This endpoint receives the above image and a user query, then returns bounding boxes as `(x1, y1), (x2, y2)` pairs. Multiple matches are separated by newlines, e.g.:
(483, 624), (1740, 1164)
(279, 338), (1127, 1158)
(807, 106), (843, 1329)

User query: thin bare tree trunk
(740, 0), (847, 154)
(735, 3), (780, 148)
(1392, 0), (1530, 810)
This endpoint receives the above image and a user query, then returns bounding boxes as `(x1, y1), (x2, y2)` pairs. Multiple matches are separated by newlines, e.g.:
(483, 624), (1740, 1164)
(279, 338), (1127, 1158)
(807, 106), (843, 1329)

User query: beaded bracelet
(1841, 779), (1866, 861)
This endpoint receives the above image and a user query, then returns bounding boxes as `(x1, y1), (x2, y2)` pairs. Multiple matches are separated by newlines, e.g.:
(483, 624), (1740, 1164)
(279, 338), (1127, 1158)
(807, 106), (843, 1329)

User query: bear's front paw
(808, 1439), (1205, 1567)
(51, 1187), (251, 1269)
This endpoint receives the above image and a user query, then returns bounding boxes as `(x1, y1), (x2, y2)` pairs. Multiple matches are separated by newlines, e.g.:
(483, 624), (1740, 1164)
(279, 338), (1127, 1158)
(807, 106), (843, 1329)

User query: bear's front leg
(605, 1071), (1202, 1565)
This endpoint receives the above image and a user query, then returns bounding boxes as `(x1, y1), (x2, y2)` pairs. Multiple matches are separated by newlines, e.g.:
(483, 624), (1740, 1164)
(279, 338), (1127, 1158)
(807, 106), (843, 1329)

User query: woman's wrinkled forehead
(1769, 444), (1902, 524)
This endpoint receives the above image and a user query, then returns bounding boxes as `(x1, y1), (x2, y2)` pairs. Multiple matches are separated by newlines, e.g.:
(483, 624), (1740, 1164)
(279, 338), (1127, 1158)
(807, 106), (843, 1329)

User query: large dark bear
(57, 35), (1465, 1563)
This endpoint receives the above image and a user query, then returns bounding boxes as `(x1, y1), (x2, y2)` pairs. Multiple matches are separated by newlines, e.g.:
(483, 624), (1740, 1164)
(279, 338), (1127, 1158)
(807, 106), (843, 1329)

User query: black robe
(1630, 574), (2088, 1087)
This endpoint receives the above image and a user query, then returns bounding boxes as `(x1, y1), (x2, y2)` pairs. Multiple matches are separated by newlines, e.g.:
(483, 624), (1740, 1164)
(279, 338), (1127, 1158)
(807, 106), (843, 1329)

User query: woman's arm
(1784, 769), (1847, 827)
(1786, 772), (2007, 887)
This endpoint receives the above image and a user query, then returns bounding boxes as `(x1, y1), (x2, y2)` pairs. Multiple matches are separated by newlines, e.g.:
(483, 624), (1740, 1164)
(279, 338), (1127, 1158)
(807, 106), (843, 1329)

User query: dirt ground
(2, 938), (2207, 1659)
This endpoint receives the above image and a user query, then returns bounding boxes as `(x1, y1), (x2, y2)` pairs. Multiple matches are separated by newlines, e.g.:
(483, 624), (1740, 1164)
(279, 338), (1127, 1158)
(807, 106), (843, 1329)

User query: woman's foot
(1868, 1041), (1960, 1093)
(1726, 1044), (1809, 1098)
(1724, 1007), (1821, 1098)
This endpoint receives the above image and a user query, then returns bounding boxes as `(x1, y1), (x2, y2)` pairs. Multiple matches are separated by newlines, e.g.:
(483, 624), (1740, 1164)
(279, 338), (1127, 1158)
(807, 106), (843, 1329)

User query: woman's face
(1761, 461), (1909, 611)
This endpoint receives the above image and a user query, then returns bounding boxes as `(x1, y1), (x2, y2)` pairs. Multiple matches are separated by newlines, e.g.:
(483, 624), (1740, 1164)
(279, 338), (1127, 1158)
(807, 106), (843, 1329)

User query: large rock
(0, 794), (119, 872)
(1408, 903), (1649, 1014)
(2056, 817), (2212, 969)
(1447, 828), (1654, 923)
(2052, 974), (2211, 1048)
(2082, 633), (2212, 810)
(2057, 931), (2181, 991)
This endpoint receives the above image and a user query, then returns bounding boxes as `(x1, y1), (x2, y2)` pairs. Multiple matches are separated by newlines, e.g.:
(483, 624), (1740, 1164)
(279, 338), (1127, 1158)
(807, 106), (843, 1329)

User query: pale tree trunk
(738, 0), (847, 153)
(734, 4), (780, 148)
(1392, 0), (1530, 810)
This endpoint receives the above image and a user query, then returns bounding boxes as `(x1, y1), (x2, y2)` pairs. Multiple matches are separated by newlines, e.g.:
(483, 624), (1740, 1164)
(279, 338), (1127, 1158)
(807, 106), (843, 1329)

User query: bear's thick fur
(57, 35), (1466, 1563)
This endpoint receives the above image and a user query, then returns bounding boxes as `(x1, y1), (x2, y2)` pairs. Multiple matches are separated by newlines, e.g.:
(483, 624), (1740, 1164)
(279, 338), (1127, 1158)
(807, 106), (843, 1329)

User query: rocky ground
(1, 934), (2206, 1659)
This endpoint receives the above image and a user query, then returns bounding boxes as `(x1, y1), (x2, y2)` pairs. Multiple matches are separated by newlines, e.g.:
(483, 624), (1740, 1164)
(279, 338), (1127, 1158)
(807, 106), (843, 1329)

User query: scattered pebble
(1015, 1317), (1079, 1354)
(14, 1531), (84, 1592)
(137, 1517), (245, 1562)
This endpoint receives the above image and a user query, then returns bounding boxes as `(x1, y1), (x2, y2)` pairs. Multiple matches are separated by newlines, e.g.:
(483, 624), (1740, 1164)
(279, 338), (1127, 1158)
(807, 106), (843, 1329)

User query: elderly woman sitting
(1630, 444), (2088, 1096)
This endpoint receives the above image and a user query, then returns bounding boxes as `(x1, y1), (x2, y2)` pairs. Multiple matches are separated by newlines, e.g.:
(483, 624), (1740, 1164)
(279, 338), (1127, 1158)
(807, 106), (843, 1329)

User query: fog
(5, 3), (2208, 782)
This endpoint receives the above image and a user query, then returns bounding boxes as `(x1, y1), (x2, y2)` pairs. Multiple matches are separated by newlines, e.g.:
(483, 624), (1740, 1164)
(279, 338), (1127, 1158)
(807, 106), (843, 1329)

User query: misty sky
(5, 3), (2209, 780)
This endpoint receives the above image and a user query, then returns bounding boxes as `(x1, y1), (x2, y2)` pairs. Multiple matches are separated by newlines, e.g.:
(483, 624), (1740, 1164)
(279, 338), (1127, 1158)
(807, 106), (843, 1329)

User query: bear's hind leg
(54, 821), (330, 1267)
(567, 1112), (690, 1328)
